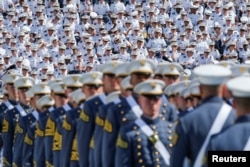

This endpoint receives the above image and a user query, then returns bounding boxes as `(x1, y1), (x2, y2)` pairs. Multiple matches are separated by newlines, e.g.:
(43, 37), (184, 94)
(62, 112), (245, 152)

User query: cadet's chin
(149, 109), (160, 118)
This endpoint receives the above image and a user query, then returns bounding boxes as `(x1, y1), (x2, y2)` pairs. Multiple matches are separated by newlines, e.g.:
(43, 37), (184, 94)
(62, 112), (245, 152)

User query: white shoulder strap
(62, 104), (72, 112)
(113, 98), (121, 104)
(194, 102), (232, 167)
(32, 110), (39, 121)
(4, 100), (14, 110)
(243, 137), (250, 151)
(125, 96), (142, 118)
(135, 119), (170, 166)
(99, 93), (107, 105)
(48, 106), (54, 112)
(16, 104), (27, 117)
(79, 103), (84, 110)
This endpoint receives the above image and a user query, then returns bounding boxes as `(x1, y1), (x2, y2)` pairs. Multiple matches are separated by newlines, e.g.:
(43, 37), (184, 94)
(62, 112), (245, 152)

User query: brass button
(151, 125), (156, 130)
(138, 159), (143, 163)
(122, 117), (127, 122)
(156, 165), (160, 167)
(136, 132), (140, 135)
(133, 126), (137, 130)
(163, 103), (167, 107)
(95, 101), (99, 105)
(28, 116), (31, 120)
(162, 110), (166, 114)
(137, 138), (142, 142)
(137, 152), (142, 156)
(118, 104), (122, 108)
(155, 158), (160, 162)
(169, 143), (173, 147)
(137, 145), (141, 149)
(168, 124), (172, 128)
(155, 151), (159, 155)
(168, 130), (172, 134)
(161, 117), (166, 121)
(120, 111), (124, 114)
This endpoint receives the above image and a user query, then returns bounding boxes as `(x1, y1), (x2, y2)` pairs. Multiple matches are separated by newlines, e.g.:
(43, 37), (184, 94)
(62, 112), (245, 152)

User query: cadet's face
(54, 94), (68, 107)
(66, 88), (77, 95)
(34, 94), (46, 105)
(192, 96), (200, 107)
(187, 51), (193, 57)
(130, 73), (151, 86)
(18, 88), (30, 103)
(6, 83), (17, 100)
(29, 97), (36, 109)
(137, 41), (143, 47)
(168, 95), (176, 107)
(177, 96), (186, 111)
(82, 85), (101, 98)
(22, 69), (28, 75)
(154, 75), (163, 80)
(163, 75), (179, 86)
(102, 74), (117, 93)
(138, 95), (162, 118)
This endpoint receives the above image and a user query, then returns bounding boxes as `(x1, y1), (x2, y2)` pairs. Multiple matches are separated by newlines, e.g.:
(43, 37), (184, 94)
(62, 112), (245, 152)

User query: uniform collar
(200, 96), (223, 105)
(141, 114), (161, 125)
(9, 99), (18, 105)
(235, 114), (250, 123)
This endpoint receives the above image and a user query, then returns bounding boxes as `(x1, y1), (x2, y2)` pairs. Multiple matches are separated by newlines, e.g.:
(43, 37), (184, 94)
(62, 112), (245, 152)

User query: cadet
(33, 83), (54, 167)
(189, 79), (201, 109)
(170, 64), (237, 167)
(204, 76), (250, 165)
(160, 63), (183, 88)
(0, 73), (20, 141)
(77, 71), (104, 167)
(171, 80), (192, 117)
(12, 77), (35, 167)
(22, 84), (52, 167)
(0, 74), (20, 122)
(44, 82), (66, 167)
(102, 59), (156, 167)
(51, 75), (82, 167)
(90, 62), (124, 167)
(115, 79), (175, 167)
(1, 74), (22, 167)
(61, 90), (86, 167)
(77, 61), (120, 167)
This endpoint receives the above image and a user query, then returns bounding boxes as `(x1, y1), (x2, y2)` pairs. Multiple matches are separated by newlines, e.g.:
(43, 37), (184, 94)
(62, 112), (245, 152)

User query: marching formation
(0, 0), (250, 167)
(0, 60), (250, 167)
